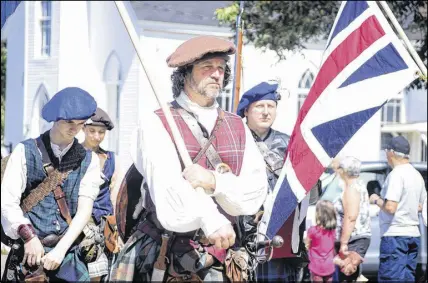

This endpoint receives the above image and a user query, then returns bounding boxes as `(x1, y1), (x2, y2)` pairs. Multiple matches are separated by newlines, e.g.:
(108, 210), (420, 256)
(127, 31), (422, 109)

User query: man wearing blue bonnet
(237, 81), (309, 282)
(1, 87), (103, 282)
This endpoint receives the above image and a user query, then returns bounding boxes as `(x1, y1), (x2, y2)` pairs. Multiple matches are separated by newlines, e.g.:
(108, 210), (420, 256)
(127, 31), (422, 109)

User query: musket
(232, 1), (245, 113)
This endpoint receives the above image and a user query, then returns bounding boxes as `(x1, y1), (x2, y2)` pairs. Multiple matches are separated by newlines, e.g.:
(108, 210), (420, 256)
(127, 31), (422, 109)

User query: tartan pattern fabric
(46, 247), (90, 282)
(256, 258), (303, 282)
(110, 227), (158, 282)
(88, 252), (109, 278)
(154, 105), (246, 175)
(110, 221), (229, 282)
(21, 138), (92, 238)
(92, 151), (115, 224)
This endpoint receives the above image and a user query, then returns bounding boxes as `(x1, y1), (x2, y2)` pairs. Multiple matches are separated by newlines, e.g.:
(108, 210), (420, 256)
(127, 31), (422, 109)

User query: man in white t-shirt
(370, 136), (426, 283)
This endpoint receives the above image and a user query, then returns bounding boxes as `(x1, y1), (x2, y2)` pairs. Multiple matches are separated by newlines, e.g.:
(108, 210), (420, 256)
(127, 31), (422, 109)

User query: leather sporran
(23, 266), (48, 283)
(79, 221), (103, 263)
(104, 215), (119, 253)
(224, 248), (249, 283)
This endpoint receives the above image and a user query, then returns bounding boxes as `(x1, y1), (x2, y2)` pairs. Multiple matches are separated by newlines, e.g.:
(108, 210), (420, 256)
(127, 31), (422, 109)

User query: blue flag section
(1, 1), (21, 29)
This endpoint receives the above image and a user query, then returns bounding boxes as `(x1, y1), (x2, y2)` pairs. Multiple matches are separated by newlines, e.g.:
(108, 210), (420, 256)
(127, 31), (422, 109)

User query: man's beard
(189, 76), (222, 99)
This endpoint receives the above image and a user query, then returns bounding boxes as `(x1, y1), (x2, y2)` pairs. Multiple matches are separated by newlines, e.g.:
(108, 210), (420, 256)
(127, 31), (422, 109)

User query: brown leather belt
(39, 232), (83, 248)
(137, 221), (209, 254)
(39, 234), (63, 248)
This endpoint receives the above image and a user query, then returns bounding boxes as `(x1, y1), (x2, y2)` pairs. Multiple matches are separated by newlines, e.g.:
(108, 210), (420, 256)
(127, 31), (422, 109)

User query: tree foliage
(1, 42), (6, 142)
(216, 1), (427, 87)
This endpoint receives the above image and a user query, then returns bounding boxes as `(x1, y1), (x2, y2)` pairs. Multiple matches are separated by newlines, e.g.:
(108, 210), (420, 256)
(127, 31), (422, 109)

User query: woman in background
(334, 156), (371, 282)
(82, 107), (121, 282)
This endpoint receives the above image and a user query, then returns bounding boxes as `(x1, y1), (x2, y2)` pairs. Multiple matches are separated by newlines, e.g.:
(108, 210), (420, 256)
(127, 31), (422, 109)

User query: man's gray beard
(189, 76), (221, 99)
(201, 88), (221, 99)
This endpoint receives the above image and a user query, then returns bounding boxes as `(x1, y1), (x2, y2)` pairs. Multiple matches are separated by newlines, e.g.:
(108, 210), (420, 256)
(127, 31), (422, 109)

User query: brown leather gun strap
(21, 170), (70, 214)
(173, 105), (225, 167)
(20, 138), (71, 218)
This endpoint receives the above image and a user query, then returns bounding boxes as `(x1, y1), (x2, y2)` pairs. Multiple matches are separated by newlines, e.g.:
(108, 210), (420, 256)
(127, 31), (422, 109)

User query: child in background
(306, 200), (337, 282)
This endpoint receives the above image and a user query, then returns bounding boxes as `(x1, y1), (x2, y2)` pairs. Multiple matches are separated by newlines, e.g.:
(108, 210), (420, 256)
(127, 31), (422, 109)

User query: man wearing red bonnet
(110, 36), (267, 282)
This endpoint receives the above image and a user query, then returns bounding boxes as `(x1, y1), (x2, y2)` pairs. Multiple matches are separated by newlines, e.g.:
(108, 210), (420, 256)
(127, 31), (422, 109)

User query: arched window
(103, 51), (121, 153)
(30, 84), (51, 137)
(297, 69), (315, 113)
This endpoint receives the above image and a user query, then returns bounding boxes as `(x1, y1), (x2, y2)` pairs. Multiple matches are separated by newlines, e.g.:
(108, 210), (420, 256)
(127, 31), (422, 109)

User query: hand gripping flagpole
(114, 1), (205, 194)
(378, 1), (427, 80)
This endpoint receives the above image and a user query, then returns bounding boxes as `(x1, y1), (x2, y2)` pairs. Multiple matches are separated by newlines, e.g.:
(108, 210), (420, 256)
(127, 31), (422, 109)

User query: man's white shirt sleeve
(1, 143), (32, 239)
(213, 124), (268, 216)
(78, 152), (102, 200)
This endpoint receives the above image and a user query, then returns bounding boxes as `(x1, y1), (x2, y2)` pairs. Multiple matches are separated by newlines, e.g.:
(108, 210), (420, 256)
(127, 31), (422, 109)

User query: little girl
(306, 200), (337, 282)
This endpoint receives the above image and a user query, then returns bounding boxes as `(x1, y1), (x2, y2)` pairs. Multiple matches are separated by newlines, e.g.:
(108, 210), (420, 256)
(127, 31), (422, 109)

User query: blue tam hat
(42, 87), (97, 122)
(236, 82), (280, 117)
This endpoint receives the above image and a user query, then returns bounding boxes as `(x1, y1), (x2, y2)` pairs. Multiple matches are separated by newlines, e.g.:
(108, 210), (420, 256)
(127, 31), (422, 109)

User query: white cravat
(176, 92), (219, 133)
(50, 141), (74, 162)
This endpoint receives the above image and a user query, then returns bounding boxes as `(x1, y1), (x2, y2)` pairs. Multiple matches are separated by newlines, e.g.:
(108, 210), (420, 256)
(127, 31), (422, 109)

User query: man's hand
(41, 247), (66, 270)
(182, 164), (216, 192)
(207, 223), (236, 249)
(22, 237), (45, 267)
(369, 194), (380, 205)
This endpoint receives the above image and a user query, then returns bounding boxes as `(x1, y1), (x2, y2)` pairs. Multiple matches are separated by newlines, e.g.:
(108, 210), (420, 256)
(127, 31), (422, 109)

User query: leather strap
(21, 170), (70, 213)
(255, 141), (282, 176)
(53, 187), (73, 225)
(35, 137), (55, 175)
(170, 102), (225, 168)
(20, 138), (71, 220)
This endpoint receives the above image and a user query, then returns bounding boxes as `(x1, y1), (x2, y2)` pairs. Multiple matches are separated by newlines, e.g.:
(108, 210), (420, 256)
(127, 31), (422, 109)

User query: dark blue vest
(22, 138), (91, 238)
(92, 151), (115, 224)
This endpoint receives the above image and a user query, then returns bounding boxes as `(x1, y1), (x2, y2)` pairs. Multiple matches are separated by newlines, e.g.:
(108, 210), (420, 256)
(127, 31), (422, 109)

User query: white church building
(1, 1), (427, 173)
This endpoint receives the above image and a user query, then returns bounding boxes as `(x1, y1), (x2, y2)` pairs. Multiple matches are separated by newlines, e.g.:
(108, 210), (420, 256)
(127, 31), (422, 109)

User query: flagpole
(378, 1), (427, 78)
(114, 1), (205, 194)
(231, 1), (244, 112)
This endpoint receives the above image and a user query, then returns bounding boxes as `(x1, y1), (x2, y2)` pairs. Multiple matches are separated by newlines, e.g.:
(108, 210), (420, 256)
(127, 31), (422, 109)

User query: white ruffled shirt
(1, 140), (102, 239)
(131, 92), (268, 236)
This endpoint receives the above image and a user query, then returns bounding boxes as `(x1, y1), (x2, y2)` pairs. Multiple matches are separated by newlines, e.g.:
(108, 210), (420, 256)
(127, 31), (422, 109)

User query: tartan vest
(152, 104), (246, 223)
(22, 138), (91, 238)
(92, 151), (115, 224)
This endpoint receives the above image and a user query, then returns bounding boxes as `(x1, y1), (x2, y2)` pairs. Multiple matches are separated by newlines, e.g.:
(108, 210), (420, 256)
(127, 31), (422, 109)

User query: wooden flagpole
(232, 1), (245, 113)
(114, 1), (205, 193)
(378, 1), (427, 78)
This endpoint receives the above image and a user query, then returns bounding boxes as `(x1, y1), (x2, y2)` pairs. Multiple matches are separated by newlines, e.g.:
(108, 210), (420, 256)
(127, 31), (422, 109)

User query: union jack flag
(260, 1), (420, 239)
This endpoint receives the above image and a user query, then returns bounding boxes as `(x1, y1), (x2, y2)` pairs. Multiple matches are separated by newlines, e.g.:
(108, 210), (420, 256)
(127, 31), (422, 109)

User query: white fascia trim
(381, 122), (428, 133)
(138, 20), (234, 38)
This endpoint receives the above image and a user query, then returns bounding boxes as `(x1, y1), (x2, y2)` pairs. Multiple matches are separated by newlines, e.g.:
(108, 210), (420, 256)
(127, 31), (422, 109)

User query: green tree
(1, 42), (6, 142)
(216, 1), (427, 87)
